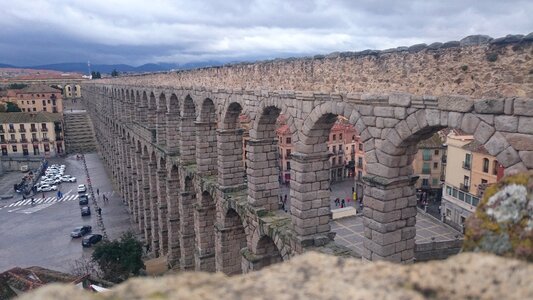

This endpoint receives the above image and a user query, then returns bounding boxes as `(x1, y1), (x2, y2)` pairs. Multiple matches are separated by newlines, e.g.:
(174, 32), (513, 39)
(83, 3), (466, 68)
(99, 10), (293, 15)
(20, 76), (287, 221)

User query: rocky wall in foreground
(18, 252), (532, 300)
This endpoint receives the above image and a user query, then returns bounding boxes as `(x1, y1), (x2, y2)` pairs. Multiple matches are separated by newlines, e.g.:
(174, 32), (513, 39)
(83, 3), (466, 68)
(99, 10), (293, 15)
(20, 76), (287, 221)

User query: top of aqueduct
(92, 33), (533, 99)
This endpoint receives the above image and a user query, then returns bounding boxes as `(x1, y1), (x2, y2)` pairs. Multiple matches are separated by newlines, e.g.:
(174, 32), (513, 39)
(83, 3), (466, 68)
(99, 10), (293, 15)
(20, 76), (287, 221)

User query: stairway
(63, 112), (97, 154)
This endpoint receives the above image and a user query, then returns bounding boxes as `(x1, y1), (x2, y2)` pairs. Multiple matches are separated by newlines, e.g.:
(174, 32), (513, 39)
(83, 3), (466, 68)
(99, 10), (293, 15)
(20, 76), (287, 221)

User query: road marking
(8, 207), (22, 212)
(18, 203), (54, 214)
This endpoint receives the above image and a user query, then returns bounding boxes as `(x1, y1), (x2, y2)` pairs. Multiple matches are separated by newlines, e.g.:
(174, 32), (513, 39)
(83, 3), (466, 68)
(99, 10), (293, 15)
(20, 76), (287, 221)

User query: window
(286, 137), (291, 144)
(465, 194), (472, 205)
(472, 197), (480, 206)
(33, 108), (36, 111)
(452, 188), (458, 198)
(433, 162), (438, 169)
(332, 157), (336, 165)
(332, 145), (336, 153)
(422, 149), (432, 161)
(422, 162), (431, 174)
(9, 124), (14, 130)
(434, 149), (439, 155)
(286, 149), (291, 158)
(32, 100), (35, 104)
(0, 135), (4, 142)
(492, 160), (499, 175)
(432, 178), (439, 186)
(44, 144), (50, 152)
(446, 186), (452, 195)
(339, 133), (343, 140)
(286, 161), (291, 170)
(483, 158), (489, 173)
(481, 179), (488, 185)
(358, 157), (363, 168)
(446, 209), (451, 217)
(422, 178), (429, 186)
(359, 143), (363, 151)
(12, 145), (17, 152)
(332, 134), (336, 141)
(43, 107), (47, 111)
(10, 134), (15, 141)
(357, 170), (362, 180)
(47, 99), (50, 104)
(464, 176), (470, 187)
(458, 191), (465, 201)
(352, 135), (355, 141)
(42, 132), (48, 139)
(464, 153), (471, 169)
(42, 100), (46, 106)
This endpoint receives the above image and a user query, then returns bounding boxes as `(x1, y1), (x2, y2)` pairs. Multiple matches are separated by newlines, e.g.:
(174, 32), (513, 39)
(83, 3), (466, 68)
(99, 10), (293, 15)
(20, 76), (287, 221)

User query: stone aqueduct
(82, 36), (533, 274)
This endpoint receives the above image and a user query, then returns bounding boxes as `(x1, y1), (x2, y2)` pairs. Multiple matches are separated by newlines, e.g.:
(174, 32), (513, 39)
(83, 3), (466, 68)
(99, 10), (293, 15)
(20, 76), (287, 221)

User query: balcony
(460, 183), (470, 192)
(41, 128), (48, 132)
(0, 128), (5, 133)
(8, 128), (15, 133)
(20, 138), (28, 143)
(0, 139), (6, 144)
(19, 128), (27, 133)
(56, 136), (64, 141)
(30, 128), (37, 132)
(42, 137), (50, 142)
(462, 161), (471, 170)
(8, 139), (17, 144)
(31, 138), (39, 143)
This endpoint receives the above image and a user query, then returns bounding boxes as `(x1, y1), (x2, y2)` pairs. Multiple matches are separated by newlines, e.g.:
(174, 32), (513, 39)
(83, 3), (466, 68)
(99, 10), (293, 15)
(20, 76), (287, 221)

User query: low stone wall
(415, 239), (463, 262)
(18, 252), (533, 300)
(1, 157), (43, 172)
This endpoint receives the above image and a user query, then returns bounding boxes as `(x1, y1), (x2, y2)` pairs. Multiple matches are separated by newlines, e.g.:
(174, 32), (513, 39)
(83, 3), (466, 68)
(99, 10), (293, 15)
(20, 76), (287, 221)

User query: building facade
(412, 133), (446, 194)
(0, 112), (65, 157)
(1, 85), (64, 113)
(441, 130), (500, 231)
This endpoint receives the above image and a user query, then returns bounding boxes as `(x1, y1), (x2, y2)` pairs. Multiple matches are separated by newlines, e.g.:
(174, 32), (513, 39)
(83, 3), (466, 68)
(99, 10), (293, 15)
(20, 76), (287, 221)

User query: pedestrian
(42, 192), (45, 199)
(97, 188), (100, 196)
(97, 207), (102, 215)
(145, 243), (150, 253)
(341, 199), (345, 208)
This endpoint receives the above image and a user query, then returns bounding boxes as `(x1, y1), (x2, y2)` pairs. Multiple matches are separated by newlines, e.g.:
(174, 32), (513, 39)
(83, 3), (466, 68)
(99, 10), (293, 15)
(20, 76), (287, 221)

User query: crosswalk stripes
(5, 194), (79, 208)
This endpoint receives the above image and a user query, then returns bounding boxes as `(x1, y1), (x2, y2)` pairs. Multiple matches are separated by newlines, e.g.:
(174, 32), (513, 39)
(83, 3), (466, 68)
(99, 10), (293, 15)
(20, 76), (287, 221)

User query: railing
(19, 128), (26, 133)
(0, 128), (4, 133)
(8, 128), (15, 133)
(30, 128), (37, 132)
(41, 127), (48, 132)
(0, 139), (6, 144)
(8, 139), (17, 143)
(20, 138), (28, 143)
(462, 161), (471, 170)
(42, 137), (50, 142)
(31, 138), (39, 143)
(460, 183), (470, 192)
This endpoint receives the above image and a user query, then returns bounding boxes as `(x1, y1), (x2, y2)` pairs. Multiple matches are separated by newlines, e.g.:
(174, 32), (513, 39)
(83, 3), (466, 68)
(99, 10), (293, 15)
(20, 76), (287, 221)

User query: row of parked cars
(72, 184), (102, 247)
(70, 225), (103, 247)
(35, 164), (77, 192)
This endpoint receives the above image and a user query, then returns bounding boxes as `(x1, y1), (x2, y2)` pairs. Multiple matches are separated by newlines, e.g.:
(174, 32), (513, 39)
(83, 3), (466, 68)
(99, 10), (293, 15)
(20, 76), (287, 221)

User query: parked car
(70, 225), (92, 238)
(79, 194), (89, 205)
(37, 184), (57, 192)
(81, 206), (91, 216)
(82, 234), (103, 247)
(77, 184), (87, 193)
(61, 175), (77, 183)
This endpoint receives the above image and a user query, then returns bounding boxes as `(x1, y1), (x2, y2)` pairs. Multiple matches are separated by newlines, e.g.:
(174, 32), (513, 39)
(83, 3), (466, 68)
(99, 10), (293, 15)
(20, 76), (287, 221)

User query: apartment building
(412, 133), (446, 193)
(441, 130), (501, 231)
(0, 112), (65, 157)
(1, 85), (64, 113)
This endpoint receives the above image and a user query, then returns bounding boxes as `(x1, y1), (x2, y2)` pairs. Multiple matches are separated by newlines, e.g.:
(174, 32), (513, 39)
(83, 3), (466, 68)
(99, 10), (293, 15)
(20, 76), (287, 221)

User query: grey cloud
(0, 0), (531, 66)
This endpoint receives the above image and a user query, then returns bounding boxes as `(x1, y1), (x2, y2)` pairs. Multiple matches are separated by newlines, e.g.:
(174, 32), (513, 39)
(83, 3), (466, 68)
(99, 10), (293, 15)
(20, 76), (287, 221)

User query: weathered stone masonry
(83, 36), (533, 271)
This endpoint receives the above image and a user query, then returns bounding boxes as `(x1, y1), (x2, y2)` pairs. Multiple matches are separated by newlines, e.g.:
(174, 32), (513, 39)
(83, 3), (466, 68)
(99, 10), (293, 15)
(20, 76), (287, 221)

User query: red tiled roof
(276, 124), (290, 135)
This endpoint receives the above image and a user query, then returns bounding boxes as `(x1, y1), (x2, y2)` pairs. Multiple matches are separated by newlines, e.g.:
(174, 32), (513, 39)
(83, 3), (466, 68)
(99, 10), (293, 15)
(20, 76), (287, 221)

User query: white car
(77, 184), (87, 193)
(37, 184), (57, 192)
(62, 176), (77, 183)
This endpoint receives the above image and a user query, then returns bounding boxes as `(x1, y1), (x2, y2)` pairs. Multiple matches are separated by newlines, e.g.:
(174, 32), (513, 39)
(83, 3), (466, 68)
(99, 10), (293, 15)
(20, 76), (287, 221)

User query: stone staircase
(63, 112), (97, 154)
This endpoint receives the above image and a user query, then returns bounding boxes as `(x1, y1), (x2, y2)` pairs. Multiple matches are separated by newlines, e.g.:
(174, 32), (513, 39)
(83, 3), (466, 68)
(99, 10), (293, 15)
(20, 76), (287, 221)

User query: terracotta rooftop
(418, 133), (445, 149)
(16, 85), (62, 94)
(0, 112), (62, 124)
(462, 140), (489, 155)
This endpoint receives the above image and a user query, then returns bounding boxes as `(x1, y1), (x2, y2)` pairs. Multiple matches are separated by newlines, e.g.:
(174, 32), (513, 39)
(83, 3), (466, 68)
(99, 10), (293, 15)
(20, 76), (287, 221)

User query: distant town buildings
(412, 133), (447, 194)
(0, 112), (65, 157)
(441, 130), (503, 231)
(0, 85), (64, 113)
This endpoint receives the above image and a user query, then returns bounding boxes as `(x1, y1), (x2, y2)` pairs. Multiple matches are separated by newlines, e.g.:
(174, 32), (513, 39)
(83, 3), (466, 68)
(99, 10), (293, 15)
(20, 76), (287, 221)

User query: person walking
(97, 188), (100, 196)
(97, 207), (102, 216)
(341, 198), (345, 208)
(334, 198), (340, 207)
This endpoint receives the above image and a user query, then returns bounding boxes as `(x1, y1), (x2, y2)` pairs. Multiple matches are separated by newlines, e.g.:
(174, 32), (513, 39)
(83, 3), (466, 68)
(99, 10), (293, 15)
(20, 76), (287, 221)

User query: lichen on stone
(463, 171), (533, 262)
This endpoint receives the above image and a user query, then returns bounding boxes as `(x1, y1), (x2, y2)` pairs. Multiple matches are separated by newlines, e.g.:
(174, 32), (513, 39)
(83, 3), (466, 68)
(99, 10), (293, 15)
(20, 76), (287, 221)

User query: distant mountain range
(0, 61), (225, 74)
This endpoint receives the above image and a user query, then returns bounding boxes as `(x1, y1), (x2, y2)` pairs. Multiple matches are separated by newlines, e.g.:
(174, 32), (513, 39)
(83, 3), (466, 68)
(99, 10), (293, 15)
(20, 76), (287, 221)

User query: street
(0, 153), (136, 273)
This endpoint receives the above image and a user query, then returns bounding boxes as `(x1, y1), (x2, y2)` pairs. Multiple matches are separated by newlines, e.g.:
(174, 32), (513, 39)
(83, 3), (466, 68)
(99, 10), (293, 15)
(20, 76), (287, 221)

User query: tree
(0, 103), (5, 112)
(4, 102), (21, 112)
(91, 71), (102, 79)
(7, 83), (28, 90)
(111, 69), (119, 77)
(91, 231), (144, 283)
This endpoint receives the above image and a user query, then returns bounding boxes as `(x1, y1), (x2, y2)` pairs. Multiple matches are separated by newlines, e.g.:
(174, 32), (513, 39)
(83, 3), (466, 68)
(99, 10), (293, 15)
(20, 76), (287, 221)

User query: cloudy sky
(1, 0), (532, 66)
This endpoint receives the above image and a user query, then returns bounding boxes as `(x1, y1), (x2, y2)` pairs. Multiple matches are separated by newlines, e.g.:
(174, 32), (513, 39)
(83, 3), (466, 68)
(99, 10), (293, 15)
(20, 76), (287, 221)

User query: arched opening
(167, 165), (181, 267)
(167, 94), (180, 152)
(247, 105), (282, 211)
(216, 209), (247, 275)
(196, 98), (217, 175)
(218, 102), (246, 189)
(157, 156), (168, 256)
(157, 93), (167, 146)
(147, 92), (157, 129)
(194, 190), (216, 272)
(149, 151), (160, 256)
(180, 95), (196, 163)
(251, 235), (283, 271)
(179, 176), (196, 270)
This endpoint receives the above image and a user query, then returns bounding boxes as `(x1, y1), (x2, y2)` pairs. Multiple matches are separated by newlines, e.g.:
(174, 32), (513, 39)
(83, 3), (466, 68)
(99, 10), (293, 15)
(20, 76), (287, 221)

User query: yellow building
(441, 130), (500, 231)
(0, 112), (65, 157)
(63, 84), (82, 98)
